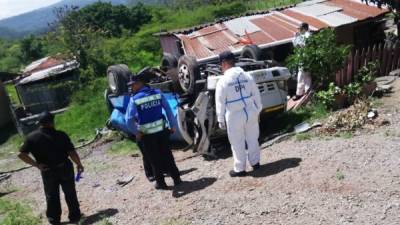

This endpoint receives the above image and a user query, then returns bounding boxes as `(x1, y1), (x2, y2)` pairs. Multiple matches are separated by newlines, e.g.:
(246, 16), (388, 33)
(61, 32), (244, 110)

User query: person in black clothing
(18, 111), (84, 225)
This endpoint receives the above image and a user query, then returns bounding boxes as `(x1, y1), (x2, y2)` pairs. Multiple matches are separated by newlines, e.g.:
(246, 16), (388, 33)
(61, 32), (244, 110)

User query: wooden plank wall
(336, 41), (400, 86)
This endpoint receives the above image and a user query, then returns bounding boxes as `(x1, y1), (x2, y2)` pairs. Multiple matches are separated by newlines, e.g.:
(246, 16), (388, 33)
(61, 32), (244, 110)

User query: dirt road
(2, 81), (400, 225)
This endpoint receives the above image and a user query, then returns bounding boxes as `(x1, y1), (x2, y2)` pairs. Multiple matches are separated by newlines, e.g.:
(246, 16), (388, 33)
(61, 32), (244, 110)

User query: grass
(337, 131), (354, 139)
(4, 83), (19, 104)
(55, 78), (109, 143)
(295, 133), (312, 141)
(98, 219), (113, 225)
(336, 170), (345, 181)
(108, 139), (139, 156)
(0, 198), (41, 225)
(246, 0), (302, 10)
(263, 102), (330, 135)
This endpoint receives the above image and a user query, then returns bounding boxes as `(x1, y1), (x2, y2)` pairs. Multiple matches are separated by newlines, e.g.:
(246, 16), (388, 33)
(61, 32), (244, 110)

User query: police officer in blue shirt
(125, 73), (182, 190)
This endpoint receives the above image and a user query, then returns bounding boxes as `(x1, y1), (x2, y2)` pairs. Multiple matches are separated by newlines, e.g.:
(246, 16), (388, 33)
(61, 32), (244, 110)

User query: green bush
(287, 29), (350, 90)
(56, 78), (109, 142)
(356, 61), (379, 84)
(212, 2), (247, 18)
(0, 198), (40, 225)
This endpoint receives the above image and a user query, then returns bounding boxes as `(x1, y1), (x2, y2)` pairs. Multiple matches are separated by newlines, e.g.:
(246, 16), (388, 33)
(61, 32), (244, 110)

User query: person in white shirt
(292, 23), (312, 101)
(215, 51), (263, 177)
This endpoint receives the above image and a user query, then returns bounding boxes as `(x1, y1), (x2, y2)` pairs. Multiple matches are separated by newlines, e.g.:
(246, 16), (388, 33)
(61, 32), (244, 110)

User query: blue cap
(38, 111), (54, 124)
(219, 51), (235, 63)
(127, 74), (147, 86)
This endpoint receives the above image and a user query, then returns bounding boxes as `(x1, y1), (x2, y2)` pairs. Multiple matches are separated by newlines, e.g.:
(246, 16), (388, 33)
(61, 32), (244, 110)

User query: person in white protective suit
(215, 51), (263, 177)
(292, 22), (312, 101)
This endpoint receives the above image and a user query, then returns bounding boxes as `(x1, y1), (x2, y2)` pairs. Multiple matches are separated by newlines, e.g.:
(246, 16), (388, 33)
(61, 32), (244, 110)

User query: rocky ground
(2, 80), (400, 225)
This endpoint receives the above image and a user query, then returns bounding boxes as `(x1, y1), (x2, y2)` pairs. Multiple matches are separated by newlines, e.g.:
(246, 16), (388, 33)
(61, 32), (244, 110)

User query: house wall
(16, 70), (78, 115)
(0, 81), (12, 128)
(160, 34), (183, 58)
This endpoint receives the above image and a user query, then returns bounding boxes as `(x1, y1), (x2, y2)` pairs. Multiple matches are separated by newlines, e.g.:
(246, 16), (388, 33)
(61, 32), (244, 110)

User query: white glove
(218, 122), (226, 130)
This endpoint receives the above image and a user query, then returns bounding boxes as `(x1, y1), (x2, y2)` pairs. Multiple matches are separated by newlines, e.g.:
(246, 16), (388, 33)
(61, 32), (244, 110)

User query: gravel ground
(2, 81), (400, 225)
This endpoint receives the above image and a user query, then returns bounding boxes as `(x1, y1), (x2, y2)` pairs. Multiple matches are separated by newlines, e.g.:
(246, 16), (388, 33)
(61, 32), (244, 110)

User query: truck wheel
(178, 55), (200, 95)
(107, 64), (131, 96)
(241, 45), (262, 60)
(161, 53), (181, 92)
(161, 53), (178, 69)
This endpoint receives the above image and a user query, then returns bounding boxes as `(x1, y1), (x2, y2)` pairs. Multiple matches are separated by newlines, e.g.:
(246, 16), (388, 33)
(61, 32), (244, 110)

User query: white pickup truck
(175, 61), (291, 155)
(106, 56), (291, 156)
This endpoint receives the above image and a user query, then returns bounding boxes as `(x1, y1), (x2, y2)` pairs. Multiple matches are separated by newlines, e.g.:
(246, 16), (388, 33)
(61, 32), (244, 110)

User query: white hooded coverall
(293, 31), (312, 96)
(215, 67), (262, 172)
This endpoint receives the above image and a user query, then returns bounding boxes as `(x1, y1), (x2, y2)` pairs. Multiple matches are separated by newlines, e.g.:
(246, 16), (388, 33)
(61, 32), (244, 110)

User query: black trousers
(41, 161), (81, 224)
(137, 140), (154, 178)
(141, 130), (180, 183)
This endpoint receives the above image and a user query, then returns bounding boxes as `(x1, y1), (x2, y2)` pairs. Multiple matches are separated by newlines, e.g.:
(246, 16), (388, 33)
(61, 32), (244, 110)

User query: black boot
(173, 177), (183, 186)
(154, 180), (168, 190)
(252, 163), (260, 171)
(229, 170), (247, 177)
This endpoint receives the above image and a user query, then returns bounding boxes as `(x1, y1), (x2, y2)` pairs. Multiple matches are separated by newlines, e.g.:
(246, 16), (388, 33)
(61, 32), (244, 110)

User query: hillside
(0, 0), (156, 38)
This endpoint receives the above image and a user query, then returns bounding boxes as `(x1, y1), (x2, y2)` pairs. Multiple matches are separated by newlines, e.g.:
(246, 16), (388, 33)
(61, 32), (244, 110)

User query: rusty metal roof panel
(326, 0), (388, 20)
(248, 31), (275, 45)
(251, 15), (294, 41)
(281, 9), (329, 29)
(174, 0), (388, 61)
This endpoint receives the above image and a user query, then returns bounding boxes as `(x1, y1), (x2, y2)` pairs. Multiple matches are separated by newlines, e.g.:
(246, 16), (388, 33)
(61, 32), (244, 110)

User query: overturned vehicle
(105, 53), (291, 156)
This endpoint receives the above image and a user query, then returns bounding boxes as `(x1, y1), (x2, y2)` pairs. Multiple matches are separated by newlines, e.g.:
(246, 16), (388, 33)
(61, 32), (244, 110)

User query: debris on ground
(261, 122), (321, 148)
(0, 174), (11, 183)
(322, 100), (389, 133)
(116, 175), (134, 187)
(286, 91), (314, 111)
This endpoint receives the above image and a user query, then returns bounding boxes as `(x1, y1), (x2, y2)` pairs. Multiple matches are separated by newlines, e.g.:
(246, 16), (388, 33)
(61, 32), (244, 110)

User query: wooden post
(381, 42), (389, 76)
(371, 44), (377, 66)
(354, 49), (360, 77)
(392, 44), (400, 71)
(347, 52), (353, 84)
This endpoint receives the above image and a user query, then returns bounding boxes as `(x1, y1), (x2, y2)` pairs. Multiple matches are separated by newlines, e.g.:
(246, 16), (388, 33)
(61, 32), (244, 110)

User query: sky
(0, 0), (61, 20)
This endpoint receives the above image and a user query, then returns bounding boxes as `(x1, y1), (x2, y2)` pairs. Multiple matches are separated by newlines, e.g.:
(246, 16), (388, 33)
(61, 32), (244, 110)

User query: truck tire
(161, 53), (178, 69)
(241, 45), (262, 60)
(178, 55), (200, 95)
(161, 53), (181, 91)
(107, 64), (131, 95)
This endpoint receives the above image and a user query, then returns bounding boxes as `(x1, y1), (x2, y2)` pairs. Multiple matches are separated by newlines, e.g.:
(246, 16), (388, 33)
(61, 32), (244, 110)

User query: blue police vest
(133, 87), (165, 134)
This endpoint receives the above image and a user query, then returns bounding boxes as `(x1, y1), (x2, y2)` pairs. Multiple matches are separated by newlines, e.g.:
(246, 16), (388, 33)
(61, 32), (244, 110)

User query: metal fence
(336, 41), (400, 86)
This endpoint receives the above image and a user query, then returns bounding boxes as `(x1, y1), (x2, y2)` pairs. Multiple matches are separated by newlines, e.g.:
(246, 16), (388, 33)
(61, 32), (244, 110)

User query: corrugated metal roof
(319, 11), (358, 26)
(223, 15), (263, 36)
(291, 3), (342, 17)
(173, 0), (388, 61)
(18, 60), (79, 85)
(326, 0), (386, 20)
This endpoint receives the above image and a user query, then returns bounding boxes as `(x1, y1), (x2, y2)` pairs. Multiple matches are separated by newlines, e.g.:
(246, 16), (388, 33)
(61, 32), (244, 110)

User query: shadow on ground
(249, 158), (302, 178)
(0, 123), (17, 145)
(172, 177), (217, 198)
(77, 208), (119, 225)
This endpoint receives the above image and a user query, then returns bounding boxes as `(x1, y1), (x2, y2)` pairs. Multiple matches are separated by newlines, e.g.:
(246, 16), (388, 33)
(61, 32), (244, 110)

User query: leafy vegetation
(287, 29), (350, 90)
(0, 198), (41, 225)
(55, 78), (109, 142)
(0, 0), (302, 143)
(315, 61), (379, 109)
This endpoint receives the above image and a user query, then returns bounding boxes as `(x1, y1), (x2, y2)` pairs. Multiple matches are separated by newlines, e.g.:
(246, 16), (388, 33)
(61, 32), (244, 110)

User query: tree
(362, 0), (400, 35)
(20, 35), (44, 63)
(286, 29), (350, 90)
